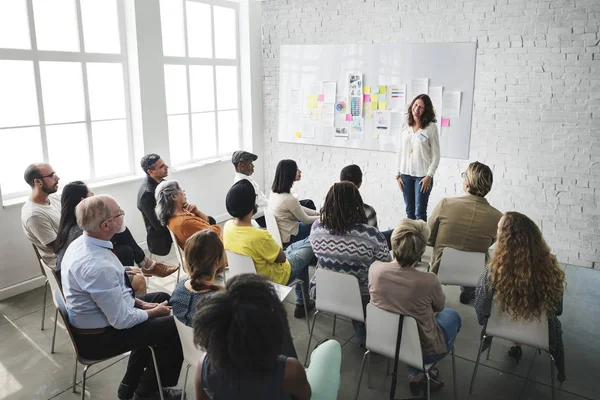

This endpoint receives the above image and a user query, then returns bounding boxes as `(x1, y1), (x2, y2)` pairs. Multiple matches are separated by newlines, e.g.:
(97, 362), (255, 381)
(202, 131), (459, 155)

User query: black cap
(231, 151), (258, 165)
(226, 180), (256, 218)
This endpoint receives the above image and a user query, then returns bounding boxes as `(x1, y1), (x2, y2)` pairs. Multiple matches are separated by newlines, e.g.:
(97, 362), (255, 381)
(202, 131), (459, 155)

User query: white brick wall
(261, 0), (600, 269)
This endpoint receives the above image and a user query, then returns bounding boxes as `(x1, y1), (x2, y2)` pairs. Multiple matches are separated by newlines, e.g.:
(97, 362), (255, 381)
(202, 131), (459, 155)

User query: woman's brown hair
(407, 94), (437, 128)
(184, 230), (224, 291)
(489, 212), (566, 321)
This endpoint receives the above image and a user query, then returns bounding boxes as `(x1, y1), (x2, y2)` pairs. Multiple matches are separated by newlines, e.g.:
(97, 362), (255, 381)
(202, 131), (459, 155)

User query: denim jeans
(285, 237), (314, 305)
(401, 174), (433, 221)
(407, 308), (462, 376)
(352, 295), (370, 344)
(289, 221), (313, 245)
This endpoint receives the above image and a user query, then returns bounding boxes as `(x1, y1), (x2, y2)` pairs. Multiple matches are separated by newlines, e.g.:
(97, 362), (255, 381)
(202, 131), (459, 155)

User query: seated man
(232, 150), (268, 228)
(340, 164), (378, 228)
(61, 195), (183, 400)
(223, 180), (315, 318)
(427, 161), (502, 304)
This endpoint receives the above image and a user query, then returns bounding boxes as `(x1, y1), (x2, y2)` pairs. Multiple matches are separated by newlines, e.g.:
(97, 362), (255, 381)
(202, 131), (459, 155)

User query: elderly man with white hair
(61, 195), (183, 400)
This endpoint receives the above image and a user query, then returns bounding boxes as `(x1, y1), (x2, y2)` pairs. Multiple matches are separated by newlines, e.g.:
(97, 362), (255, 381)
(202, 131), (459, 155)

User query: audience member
(223, 180), (315, 318)
(475, 211), (566, 381)
(193, 274), (341, 400)
(154, 180), (220, 249)
(428, 161), (502, 304)
(340, 164), (378, 228)
(61, 195), (183, 400)
(232, 150), (268, 228)
(310, 182), (391, 345)
(369, 219), (461, 395)
(269, 159), (319, 245)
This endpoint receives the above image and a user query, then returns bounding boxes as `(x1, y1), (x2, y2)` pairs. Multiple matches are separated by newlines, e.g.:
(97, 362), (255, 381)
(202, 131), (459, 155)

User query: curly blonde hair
(489, 212), (565, 321)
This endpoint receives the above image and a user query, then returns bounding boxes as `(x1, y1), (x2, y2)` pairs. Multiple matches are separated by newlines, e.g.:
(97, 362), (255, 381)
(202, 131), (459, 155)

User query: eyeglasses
(40, 172), (57, 179)
(105, 209), (125, 223)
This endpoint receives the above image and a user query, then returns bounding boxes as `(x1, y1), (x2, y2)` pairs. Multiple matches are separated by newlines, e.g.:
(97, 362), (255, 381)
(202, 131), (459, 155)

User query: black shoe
(459, 291), (475, 304)
(133, 388), (183, 400)
(409, 374), (444, 396)
(293, 299), (315, 318)
(508, 345), (522, 365)
(118, 383), (135, 400)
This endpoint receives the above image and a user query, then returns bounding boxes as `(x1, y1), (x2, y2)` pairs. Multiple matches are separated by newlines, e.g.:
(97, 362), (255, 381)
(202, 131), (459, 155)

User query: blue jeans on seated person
(407, 308), (462, 376)
(289, 221), (313, 245)
(285, 237), (314, 305)
(401, 174), (433, 221)
(352, 295), (370, 345)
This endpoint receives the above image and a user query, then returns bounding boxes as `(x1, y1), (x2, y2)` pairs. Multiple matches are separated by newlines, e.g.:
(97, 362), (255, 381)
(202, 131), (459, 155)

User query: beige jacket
(268, 192), (319, 243)
(427, 194), (502, 274)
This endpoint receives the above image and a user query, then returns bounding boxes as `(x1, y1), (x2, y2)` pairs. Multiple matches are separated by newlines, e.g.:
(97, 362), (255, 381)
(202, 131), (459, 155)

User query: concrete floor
(0, 256), (598, 400)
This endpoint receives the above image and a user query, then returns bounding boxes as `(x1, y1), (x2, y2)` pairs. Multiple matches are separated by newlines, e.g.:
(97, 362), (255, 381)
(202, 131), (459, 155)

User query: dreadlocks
(320, 182), (367, 235)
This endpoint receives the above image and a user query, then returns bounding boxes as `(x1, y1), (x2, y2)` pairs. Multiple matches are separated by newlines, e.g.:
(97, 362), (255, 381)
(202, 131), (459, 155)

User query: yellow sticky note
(364, 85), (371, 94)
(379, 101), (387, 110)
(379, 86), (387, 94)
(307, 95), (318, 109)
(295, 131), (302, 138)
(372, 94), (379, 102)
(372, 132), (379, 139)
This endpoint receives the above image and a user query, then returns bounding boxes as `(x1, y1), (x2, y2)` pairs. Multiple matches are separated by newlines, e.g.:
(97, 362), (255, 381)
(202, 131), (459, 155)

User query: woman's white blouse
(396, 122), (441, 178)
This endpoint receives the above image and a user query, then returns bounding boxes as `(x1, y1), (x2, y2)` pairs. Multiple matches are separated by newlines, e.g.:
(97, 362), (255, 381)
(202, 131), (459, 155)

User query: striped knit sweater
(309, 220), (391, 297)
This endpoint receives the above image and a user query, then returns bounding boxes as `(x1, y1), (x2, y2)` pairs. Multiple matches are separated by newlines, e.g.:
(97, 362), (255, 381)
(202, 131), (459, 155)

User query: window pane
(192, 113), (216, 160)
(87, 63), (126, 120)
(0, 127), (43, 196)
(46, 123), (90, 183)
(32, 0), (79, 52)
(159, 0), (185, 57)
(189, 66), (214, 113)
(92, 120), (129, 178)
(164, 65), (188, 115)
(40, 62), (85, 124)
(217, 110), (238, 155)
(215, 66), (238, 110)
(168, 115), (191, 165)
(186, 1), (212, 58)
(213, 6), (236, 59)
(0, 61), (39, 128)
(0, 0), (31, 50)
(80, 0), (121, 54)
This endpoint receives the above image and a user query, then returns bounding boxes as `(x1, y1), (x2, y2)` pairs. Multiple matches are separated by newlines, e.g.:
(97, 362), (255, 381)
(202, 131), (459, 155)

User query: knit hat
(226, 180), (256, 218)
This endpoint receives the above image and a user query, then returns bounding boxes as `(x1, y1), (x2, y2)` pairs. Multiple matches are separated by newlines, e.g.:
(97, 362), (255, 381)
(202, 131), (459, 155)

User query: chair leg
(549, 354), (556, 400)
(486, 341), (492, 360)
(367, 351), (373, 389)
(182, 364), (191, 400)
(41, 280), (48, 330)
(51, 308), (58, 354)
(298, 282), (310, 333)
(332, 315), (337, 336)
(387, 358), (392, 376)
(81, 365), (89, 400)
(149, 346), (165, 400)
(176, 266), (181, 282)
(72, 354), (78, 393)
(426, 372), (431, 400)
(303, 310), (319, 367)
(451, 348), (458, 400)
(519, 347), (538, 399)
(354, 350), (370, 400)
(469, 335), (486, 394)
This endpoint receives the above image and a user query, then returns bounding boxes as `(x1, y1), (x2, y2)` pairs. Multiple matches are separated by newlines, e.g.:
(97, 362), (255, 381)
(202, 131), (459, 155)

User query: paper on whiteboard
(348, 73), (363, 117)
(409, 78), (429, 101)
(323, 81), (337, 103)
(389, 85), (407, 111)
(289, 89), (302, 112)
(429, 86), (443, 135)
(300, 114), (315, 138)
(442, 90), (461, 118)
(373, 110), (391, 131)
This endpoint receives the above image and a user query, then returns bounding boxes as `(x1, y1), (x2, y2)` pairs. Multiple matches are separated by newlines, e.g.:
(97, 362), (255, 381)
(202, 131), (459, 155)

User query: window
(159, 0), (241, 166)
(0, 0), (132, 199)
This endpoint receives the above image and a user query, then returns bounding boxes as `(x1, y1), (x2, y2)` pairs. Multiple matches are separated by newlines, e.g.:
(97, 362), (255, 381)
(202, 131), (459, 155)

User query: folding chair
(31, 245), (50, 332)
(264, 209), (283, 247)
(174, 318), (206, 400)
(167, 229), (183, 282)
(437, 248), (486, 287)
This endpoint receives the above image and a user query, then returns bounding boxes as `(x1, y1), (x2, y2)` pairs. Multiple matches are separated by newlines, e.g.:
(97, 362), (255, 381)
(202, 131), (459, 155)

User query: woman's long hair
(184, 230), (224, 291)
(320, 182), (367, 235)
(489, 212), (565, 321)
(55, 181), (88, 254)
(271, 159), (297, 194)
(407, 94), (437, 128)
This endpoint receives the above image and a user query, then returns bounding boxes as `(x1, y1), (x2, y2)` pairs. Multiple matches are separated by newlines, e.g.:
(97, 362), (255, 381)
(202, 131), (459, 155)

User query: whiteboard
(277, 43), (477, 160)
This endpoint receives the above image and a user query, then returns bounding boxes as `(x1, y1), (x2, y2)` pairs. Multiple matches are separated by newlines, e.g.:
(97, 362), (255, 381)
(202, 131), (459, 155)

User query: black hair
(55, 181), (89, 254)
(24, 163), (43, 187)
(140, 153), (161, 175)
(192, 274), (289, 376)
(321, 182), (367, 235)
(340, 164), (363, 187)
(407, 94), (437, 128)
(271, 159), (297, 193)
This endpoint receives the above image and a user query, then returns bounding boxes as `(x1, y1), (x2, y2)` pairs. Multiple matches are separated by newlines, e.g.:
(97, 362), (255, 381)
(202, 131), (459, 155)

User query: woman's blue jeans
(401, 174), (433, 221)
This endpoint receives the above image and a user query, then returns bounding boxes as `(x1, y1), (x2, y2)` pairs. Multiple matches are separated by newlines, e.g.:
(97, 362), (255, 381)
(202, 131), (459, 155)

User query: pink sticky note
(317, 94), (325, 102)
(364, 94), (371, 102)
(441, 118), (450, 127)
(345, 114), (353, 121)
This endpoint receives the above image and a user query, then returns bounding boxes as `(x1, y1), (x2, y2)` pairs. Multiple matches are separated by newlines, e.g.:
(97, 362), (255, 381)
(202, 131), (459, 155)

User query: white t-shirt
(21, 195), (61, 267)
(396, 122), (441, 178)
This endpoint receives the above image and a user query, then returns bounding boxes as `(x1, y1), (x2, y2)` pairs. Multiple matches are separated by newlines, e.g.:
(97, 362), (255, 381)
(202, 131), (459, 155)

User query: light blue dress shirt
(61, 234), (148, 329)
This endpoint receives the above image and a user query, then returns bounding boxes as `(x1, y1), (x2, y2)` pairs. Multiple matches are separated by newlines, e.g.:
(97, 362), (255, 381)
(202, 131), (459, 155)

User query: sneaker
(459, 291), (475, 305)
(142, 261), (178, 278)
(133, 388), (183, 400)
(293, 299), (315, 318)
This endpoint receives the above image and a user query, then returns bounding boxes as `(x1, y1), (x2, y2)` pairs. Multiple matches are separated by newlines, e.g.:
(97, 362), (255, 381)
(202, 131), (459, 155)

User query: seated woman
(369, 219), (461, 395)
(475, 211), (566, 382)
(269, 159), (319, 245)
(310, 182), (391, 345)
(155, 180), (221, 249)
(193, 273), (342, 400)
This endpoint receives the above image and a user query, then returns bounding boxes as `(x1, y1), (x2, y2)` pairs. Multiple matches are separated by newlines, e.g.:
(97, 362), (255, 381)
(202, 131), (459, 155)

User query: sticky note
(295, 131), (302, 138)
(379, 101), (387, 110)
(345, 114), (353, 121)
(318, 94), (325, 102)
(441, 118), (450, 127)
(364, 85), (371, 94)
(372, 86), (379, 94)
(364, 94), (371, 102)
(372, 133), (379, 139)
(372, 94), (379, 102)
(379, 86), (387, 94)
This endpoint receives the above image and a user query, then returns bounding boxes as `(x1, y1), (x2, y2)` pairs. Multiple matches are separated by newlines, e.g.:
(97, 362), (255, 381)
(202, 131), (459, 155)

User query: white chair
(264, 209), (283, 247)
(355, 304), (457, 400)
(469, 300), (555, 399)
(437, 248), (486, 287)
(174, 318), (206, 400)
(41, 261), (165, 400)
(31, 245), (50, 332)
(168, 229), (183, 282)
(304, 268), (365, 365)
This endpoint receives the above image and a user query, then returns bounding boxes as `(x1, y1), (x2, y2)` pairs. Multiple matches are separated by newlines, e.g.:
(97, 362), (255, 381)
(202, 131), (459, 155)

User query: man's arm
(139, 191), (163, 230)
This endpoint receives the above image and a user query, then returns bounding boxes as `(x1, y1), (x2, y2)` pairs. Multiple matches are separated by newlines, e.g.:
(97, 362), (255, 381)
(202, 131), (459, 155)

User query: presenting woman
(396, 94), (440, 221)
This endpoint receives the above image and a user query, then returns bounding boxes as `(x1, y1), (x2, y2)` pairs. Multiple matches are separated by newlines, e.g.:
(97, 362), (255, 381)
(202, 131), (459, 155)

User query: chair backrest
(41, 259), (65, 305)
(174, 317), (206, 366)
(168, 229), (186, 271)
(32, 244), (47, 277)
(264, 210), (283, 247)
(485, 300), (550, 351)
(366, 304), (424, 370)
(225, 250), (257, 280)
(315, 268), (364, 322)
(437, 248), (486, 287)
